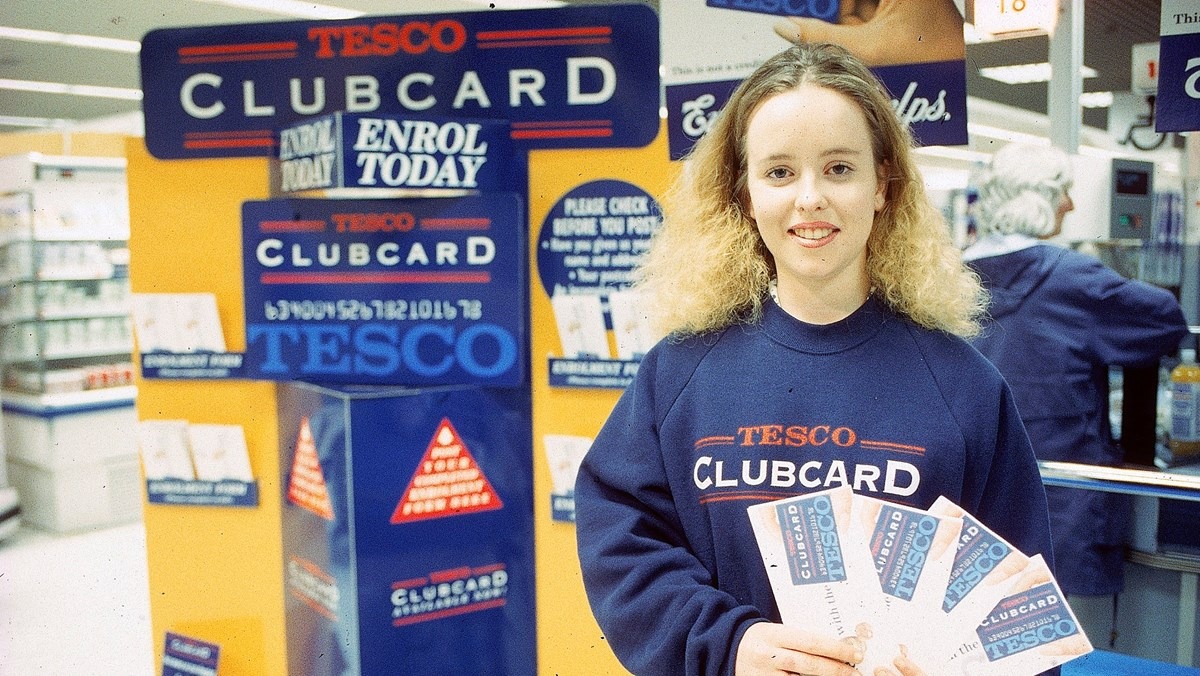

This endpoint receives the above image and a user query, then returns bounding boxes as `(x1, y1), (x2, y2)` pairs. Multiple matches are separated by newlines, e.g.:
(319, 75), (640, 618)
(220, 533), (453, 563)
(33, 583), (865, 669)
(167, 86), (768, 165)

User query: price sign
(974, 0), (1057, 39)
(1131, 42), (1160, 94)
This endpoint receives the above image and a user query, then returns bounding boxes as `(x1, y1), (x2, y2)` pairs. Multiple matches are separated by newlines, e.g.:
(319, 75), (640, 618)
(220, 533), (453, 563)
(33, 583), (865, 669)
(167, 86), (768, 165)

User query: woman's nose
(794, 175), (824, 211)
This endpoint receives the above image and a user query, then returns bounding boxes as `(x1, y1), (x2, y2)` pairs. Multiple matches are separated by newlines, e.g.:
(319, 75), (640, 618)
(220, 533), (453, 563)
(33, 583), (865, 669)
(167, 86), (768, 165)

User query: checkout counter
(1064, 649), (1200, 675)
(1040, 461), (1200, 668)
(1043, 154), (1200, 666)
(1043, 320), (1200, 669)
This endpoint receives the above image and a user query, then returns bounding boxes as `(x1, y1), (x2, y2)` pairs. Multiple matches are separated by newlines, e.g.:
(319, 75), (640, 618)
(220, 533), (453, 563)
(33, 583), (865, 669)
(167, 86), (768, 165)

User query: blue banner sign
(1156, 1), (1200, 133)
(162, 632), (220, 676)
(707, 0), (840, 20)
(665, 58), (967, 159)
(665, 79), (742, 161)
(277, 113), (514, 195)
(140, 5), (660, 159)
(241, 194), (526, 387)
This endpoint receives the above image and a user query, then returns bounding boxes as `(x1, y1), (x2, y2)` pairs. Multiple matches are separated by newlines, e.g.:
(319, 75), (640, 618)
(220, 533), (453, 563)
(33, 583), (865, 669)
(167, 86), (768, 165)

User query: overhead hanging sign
(1131, 42), (1160, 94)
(1156, 0), (1200, 132)
(660, 0), (968, 159)
(241, 193), (526, 387)
(140, 4), (660, 159)
(973, 0), (1058, 40)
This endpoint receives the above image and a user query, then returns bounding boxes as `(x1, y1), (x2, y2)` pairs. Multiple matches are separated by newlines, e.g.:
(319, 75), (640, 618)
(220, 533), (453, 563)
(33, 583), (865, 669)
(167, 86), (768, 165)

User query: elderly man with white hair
(964, 143), (1187, 639)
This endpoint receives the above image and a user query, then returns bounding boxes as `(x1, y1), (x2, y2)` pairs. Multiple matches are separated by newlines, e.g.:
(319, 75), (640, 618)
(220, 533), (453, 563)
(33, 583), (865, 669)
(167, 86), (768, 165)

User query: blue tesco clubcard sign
(241, 194), (526, 387)
(162, 632), (219, 676)
(140, 4), (660, 159)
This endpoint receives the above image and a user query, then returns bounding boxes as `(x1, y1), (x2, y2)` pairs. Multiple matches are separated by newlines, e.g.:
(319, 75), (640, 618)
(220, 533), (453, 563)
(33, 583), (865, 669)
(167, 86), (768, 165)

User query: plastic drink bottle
(1170, 349), (1200, 457)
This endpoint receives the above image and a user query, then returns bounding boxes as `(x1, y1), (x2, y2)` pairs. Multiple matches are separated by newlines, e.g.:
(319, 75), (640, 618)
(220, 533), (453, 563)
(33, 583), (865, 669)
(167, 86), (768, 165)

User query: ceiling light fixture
(0, 78), (143, 101)
(0, 115), (70, 129)
(979, 63), (1098, 85)
(1079, 91), (1114, 109)
(0, 26), (140, 53)
(188, 0), (366, 19)
(967, 123), (1052, 146)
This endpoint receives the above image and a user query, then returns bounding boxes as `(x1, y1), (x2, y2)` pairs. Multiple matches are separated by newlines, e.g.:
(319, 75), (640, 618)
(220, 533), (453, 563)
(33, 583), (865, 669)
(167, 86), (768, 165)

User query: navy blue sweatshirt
(575, 296), (1056, 676)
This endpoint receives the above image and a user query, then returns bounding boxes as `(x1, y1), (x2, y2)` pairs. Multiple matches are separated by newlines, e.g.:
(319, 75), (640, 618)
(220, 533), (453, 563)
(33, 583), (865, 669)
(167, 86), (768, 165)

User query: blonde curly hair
(636, 42), (986, 339)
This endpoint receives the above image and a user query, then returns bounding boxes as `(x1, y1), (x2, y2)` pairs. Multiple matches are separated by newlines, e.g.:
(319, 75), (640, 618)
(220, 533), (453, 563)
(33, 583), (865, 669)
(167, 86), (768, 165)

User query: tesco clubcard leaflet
(929, 495), (1032, 665)
(747, 486), (881, 641)
(850, 493), (963, 670)
(752, 491), (1089, 675)
(929, 495), (1093, 674)
(950, 554), (1092, 675)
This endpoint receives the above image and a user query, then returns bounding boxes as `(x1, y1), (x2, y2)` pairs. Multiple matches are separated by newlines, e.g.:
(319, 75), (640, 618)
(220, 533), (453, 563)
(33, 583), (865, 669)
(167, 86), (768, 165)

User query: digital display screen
(1115, 169), (1150, 196)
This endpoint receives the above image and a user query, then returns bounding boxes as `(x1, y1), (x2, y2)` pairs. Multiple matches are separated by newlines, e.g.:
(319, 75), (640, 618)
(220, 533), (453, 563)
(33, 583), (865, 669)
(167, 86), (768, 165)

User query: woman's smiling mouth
(789, 224), (837, 245)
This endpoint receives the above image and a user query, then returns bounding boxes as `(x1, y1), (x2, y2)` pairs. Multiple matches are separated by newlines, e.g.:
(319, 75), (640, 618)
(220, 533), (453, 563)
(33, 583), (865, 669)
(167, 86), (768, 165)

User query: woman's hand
(735, 622), (865, 675)
(773, 0), (965, 66)
(873, 644), (927, 676)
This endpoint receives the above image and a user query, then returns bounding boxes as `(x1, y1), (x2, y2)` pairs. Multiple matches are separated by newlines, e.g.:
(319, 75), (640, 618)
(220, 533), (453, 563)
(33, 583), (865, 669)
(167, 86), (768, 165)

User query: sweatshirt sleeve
(968, 374), (1057, 573)
(574, 347), (762, 676)
(1073, 256), (1188, 366)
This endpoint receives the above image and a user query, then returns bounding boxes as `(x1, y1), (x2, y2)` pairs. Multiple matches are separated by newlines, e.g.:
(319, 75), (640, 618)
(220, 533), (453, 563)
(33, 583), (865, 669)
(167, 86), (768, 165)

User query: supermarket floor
(0, 521), (154, 676)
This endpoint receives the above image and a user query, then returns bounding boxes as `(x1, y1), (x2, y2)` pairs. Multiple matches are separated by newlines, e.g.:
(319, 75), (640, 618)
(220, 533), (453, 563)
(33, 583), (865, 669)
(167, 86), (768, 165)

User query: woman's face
(1047, 189), (1074, 238)
(745, 83), (885, 304)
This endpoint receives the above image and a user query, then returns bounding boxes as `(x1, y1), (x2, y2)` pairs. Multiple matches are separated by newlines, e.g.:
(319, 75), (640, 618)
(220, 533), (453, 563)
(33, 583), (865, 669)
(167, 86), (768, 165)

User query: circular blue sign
(535, 179), (661, 327)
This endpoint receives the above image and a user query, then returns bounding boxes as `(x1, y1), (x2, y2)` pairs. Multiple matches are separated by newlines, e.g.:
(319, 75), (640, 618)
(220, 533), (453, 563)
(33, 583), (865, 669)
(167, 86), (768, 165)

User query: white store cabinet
(0, 154), (139, 532)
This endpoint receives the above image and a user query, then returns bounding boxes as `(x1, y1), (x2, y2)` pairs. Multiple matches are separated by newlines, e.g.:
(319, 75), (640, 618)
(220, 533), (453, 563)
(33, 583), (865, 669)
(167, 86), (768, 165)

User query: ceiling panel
(0, 41), (141, 88)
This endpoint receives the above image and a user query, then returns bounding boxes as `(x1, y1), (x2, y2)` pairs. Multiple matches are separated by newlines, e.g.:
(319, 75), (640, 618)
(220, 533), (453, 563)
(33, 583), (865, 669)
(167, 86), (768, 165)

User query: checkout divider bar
(1038, 461), (1200, 502)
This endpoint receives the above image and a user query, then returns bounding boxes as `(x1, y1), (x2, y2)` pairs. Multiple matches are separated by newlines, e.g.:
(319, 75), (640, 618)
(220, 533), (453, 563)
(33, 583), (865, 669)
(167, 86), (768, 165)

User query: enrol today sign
(140, 4), (660, 159)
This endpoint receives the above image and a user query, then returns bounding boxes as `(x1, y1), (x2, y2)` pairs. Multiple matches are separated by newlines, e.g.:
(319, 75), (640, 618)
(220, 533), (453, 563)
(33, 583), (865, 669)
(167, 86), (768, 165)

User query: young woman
(574, 43), (1057, 676)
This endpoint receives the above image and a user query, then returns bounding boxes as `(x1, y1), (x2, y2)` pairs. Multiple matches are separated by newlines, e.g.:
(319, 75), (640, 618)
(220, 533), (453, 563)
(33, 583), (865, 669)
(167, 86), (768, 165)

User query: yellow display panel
(126, 140), (286, 675)
(529, 124), (677, 675)
(130, 118), (676, 674)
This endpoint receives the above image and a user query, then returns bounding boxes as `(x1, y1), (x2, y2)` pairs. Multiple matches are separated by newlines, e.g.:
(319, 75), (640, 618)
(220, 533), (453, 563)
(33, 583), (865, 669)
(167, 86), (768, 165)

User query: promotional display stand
(278, 381), (534, 676)
(132, 5), (663, 674)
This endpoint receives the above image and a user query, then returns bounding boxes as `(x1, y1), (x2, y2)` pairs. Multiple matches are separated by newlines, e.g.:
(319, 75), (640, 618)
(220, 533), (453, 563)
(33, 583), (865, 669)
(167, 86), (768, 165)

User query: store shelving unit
(0, 153), (140, 532)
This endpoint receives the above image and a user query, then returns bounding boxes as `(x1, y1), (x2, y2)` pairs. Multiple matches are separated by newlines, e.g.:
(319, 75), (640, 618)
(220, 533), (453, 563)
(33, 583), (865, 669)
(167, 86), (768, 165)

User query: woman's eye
(766, 167), (791, 180)
(828, 163), (853, 176)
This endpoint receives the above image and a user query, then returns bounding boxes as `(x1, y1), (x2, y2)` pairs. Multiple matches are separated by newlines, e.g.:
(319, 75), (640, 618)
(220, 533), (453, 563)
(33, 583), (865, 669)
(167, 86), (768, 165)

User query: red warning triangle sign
(391, 418), (503, 524)
(287, 416), (334, 521)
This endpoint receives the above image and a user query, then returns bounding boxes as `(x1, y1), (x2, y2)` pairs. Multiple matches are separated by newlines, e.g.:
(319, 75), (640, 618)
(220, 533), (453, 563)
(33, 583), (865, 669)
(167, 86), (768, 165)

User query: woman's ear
(874, 162), (889, 212)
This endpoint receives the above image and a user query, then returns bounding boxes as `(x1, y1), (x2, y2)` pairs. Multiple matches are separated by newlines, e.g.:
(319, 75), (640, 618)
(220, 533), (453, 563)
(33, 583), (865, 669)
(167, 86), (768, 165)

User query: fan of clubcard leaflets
(748, 485), (1092, 675)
